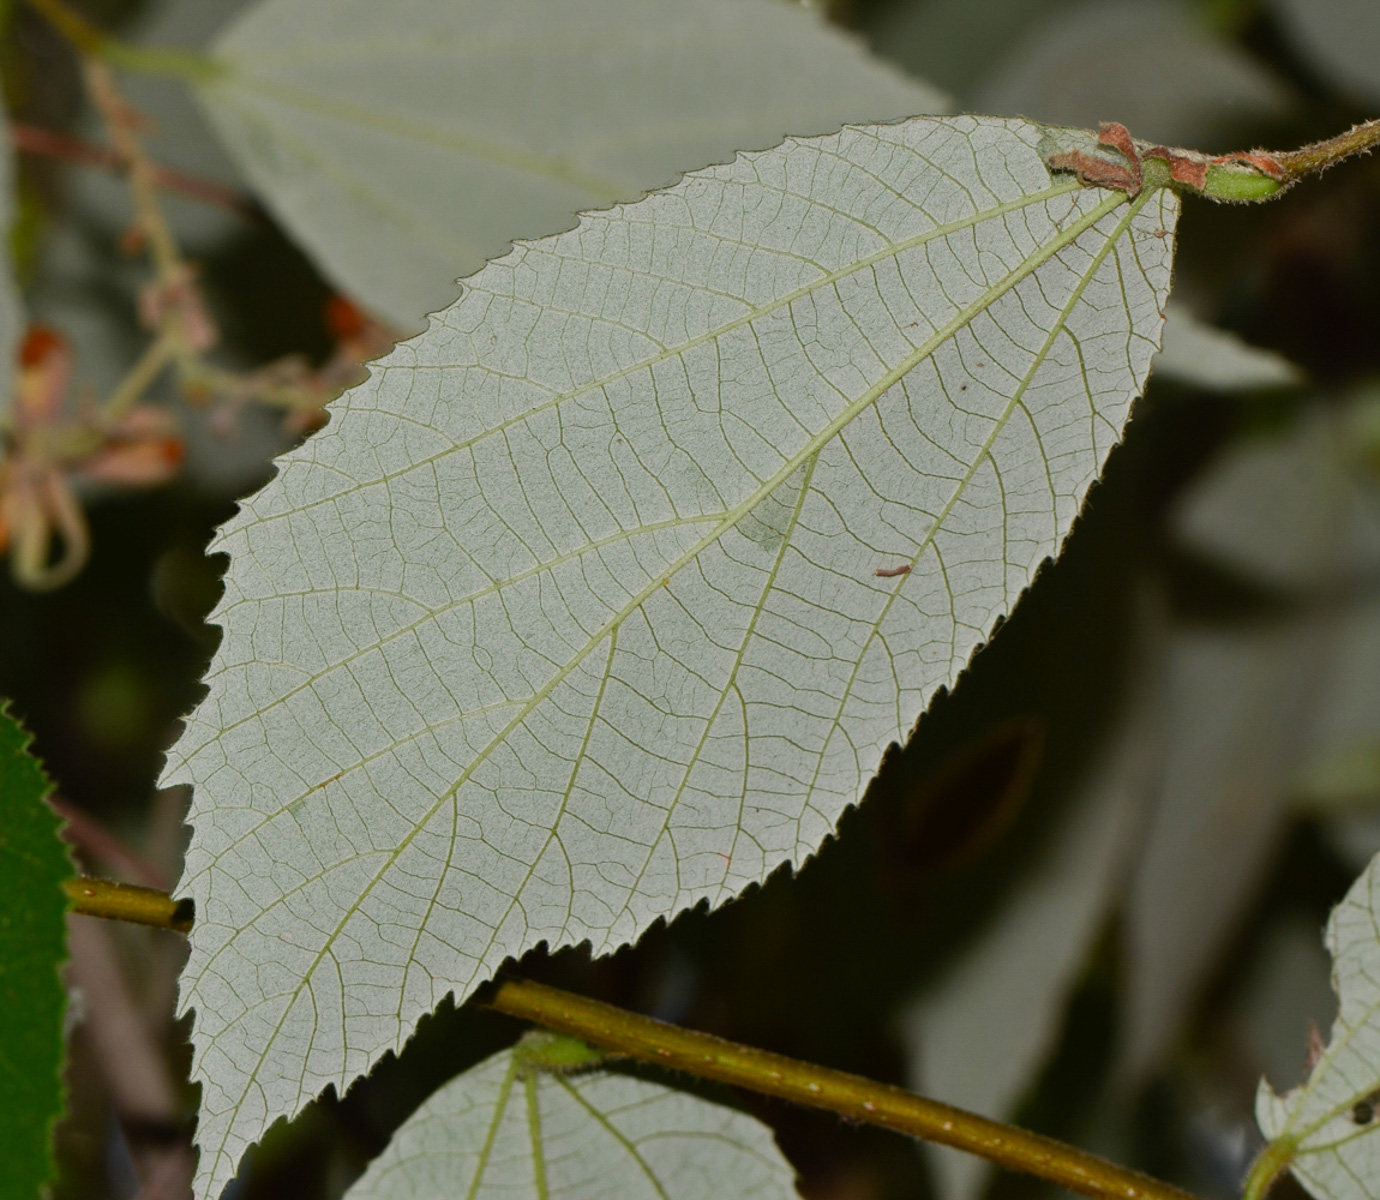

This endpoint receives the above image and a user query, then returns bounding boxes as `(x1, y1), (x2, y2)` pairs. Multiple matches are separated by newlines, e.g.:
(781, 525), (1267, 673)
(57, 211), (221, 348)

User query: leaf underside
(166, 113), (1177, 1198)
(0, 702), (73, 1200)
(1257, 850), (1380, 1200)
(347, 1038), (799, 1200)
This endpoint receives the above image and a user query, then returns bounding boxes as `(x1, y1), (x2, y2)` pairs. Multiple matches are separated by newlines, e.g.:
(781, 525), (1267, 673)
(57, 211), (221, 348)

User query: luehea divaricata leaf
(1256, 850), (1380, 1200)
(193, 0), (947, 328)
(165, 114), (1177, 1198)
(347, 1034), (799, 1200)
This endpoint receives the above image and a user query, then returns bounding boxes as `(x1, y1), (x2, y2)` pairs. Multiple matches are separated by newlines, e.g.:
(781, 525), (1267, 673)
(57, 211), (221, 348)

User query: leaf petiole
(1239, 1137), (1295, 1200)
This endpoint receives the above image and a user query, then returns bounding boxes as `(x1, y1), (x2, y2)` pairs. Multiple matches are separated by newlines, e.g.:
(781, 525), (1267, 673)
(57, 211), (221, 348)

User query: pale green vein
(204, 179), (1088, 752)
(174, 102), (1186, 1200)
(193, 186), (1126, 1071)
(799, 188), (1152, 817)
(554, 1074), (672, 1200)
(652, 451), (819, 898)
(211, 72), (631, 201)
(414, 187), (1127, 829)
(467, 1054), (521, 1200)
(525, 1068), (550, 1200)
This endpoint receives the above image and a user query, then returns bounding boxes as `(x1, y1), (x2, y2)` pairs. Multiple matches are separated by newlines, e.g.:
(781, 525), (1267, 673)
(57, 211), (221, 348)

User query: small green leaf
(0, 701), (75, 1200)
(1201, 162), (1285, 203)
(167, 113), (1177, 1198)
(1256, 850), (1380, 1200)
(347, 1036), (800, 1200)
(514, 1031), (607, 1073)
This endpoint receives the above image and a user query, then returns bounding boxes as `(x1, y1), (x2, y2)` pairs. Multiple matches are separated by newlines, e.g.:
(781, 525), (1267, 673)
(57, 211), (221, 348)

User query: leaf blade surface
(166, 114), (1178, 1197)
(347, 1036), (799, 1200)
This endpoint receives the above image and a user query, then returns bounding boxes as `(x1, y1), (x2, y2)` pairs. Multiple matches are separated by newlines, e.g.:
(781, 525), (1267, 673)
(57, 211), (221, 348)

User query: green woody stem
(483, 978), (1203, 1200)
(64, 876), (193, 932)
(66, 875), (1201, 1200)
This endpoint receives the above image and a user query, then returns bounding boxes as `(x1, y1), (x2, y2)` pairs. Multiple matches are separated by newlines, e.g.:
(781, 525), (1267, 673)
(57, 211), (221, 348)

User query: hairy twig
(64, 877), (192, 932)
(484, 977), (1204, 1200)
(67, 875), (1203, 1200)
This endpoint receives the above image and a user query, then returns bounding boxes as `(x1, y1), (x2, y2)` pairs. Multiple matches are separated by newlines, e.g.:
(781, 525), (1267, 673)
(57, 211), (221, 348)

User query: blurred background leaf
(192, 0), (948, 330)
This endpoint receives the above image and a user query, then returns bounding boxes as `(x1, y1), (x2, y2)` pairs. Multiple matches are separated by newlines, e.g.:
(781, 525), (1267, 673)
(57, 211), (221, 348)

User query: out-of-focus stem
(50, 795), (172, 889)
(11, 122), (254, 215)
(23, 0), (219, 78)
(101, 326), (180, 422)
(21, 0), (104, 54)
(82, 59), (182, 284)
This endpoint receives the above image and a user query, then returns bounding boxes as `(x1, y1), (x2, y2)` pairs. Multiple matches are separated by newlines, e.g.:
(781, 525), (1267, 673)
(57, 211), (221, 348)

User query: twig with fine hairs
(66, 875), (1204, 1200)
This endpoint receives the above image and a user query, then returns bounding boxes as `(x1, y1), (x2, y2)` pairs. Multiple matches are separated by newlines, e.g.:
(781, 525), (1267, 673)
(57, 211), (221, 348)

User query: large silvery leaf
(193, 0), (947, 328)
(166, 114), (1178, 1198)
(1256, 850), (1380, 1200)
(348, 1034), (799, 1200)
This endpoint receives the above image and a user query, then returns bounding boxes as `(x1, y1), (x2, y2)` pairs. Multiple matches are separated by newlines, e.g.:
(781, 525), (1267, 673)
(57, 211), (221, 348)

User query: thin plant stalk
(67, 876), (1202, 1200)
